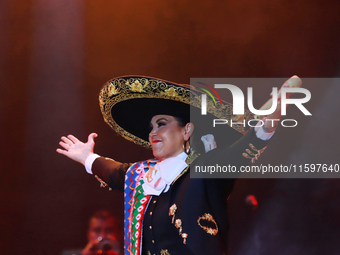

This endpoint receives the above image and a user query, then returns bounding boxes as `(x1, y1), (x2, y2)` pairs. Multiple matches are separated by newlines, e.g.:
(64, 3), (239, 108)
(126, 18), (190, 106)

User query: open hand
(56, 133), (98, 165)
(262, 76), (302, 132)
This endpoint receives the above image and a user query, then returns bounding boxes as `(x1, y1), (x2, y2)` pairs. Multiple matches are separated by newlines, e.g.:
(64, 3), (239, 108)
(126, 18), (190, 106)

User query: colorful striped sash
(124, 159), (160, 255)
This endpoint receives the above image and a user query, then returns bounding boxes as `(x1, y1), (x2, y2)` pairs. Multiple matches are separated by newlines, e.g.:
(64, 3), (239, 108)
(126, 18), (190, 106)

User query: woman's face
(149, 115), (189, 160)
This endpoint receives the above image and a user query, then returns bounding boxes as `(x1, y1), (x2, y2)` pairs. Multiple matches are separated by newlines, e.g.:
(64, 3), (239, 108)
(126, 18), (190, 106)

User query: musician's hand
(82, 241), (96, 255)
(82, 237), (120, 255)
(56, 133), (98, 165)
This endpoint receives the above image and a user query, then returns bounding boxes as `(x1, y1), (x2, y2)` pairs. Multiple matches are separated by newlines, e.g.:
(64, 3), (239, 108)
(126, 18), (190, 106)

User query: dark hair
(173, 116), (205, 154)
(174, 116), (188, 127)
(89, 209), (115, 225)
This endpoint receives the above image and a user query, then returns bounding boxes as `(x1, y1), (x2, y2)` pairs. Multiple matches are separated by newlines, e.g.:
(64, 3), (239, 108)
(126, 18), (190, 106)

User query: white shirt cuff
(255, 126), (275, 141)
(84, 154), (101, 174)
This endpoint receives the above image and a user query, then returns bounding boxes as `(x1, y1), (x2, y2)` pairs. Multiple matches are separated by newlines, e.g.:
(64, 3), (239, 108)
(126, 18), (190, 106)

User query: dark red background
(1, 1), (340, 254)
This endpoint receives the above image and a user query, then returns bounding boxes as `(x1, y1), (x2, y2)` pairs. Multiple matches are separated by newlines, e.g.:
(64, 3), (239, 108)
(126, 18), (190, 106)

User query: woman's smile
(152, 139), (162, 144)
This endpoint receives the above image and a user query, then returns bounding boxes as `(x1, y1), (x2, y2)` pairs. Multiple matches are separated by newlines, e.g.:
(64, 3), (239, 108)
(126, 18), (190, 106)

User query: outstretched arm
(260, 75), (302, 132)
(56, 133), (131, 190)
(56, 133), (98, 165)
(205, 76), (302, 191)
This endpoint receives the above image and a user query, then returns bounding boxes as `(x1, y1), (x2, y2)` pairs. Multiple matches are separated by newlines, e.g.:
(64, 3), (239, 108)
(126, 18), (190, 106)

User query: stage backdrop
(0, 0), (339, 254)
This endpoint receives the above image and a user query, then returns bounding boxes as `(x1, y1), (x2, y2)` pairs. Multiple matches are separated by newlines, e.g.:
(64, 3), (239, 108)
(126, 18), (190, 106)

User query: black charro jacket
(92, 128), (269, 255)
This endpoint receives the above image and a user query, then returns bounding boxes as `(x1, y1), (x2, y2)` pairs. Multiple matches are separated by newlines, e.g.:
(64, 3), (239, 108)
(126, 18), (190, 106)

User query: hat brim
(99, 76), (253, 149)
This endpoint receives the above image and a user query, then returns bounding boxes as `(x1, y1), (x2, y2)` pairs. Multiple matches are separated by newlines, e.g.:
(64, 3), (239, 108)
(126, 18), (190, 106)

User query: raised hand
(261, 75), (302, 132)
(56, 133), (98, 165)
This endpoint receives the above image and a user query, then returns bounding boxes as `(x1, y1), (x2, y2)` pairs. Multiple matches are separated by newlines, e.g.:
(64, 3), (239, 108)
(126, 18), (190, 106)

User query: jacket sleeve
(211, 127), (269, 165)
(92, 157), (132, 191)
(202, 128), (270, 195)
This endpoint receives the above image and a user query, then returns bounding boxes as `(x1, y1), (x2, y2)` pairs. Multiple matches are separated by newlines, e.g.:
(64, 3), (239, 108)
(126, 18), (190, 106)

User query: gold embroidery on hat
(197, 213), (218, 236)
(130, 80), (145, 92)
(107, 82), (119, 96)
(231, 115), (245, 122)
(99, 77), (253, 149)
(242, 143), (267, 163)
(163, 87), (178, 97)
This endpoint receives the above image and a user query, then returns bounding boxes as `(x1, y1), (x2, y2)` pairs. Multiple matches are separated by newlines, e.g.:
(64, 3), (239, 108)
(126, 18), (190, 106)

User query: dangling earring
(183, 140), (191, 155)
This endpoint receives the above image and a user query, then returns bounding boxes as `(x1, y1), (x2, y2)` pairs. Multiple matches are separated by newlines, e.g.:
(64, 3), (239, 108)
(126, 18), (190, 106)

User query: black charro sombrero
(99, 75), (254, 150)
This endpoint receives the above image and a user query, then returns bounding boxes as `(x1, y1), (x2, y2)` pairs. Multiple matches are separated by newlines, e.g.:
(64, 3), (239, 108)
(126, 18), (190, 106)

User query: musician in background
(62, 209), (122, 255)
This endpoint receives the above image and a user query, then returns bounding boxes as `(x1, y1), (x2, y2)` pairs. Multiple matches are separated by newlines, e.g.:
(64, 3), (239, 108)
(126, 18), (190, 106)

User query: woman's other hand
(262, 76), (301, 132)
(56, 133), (98, 165)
